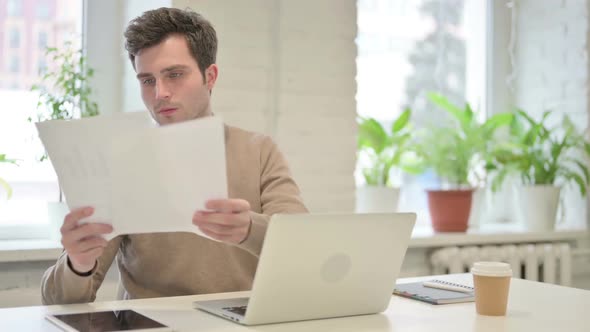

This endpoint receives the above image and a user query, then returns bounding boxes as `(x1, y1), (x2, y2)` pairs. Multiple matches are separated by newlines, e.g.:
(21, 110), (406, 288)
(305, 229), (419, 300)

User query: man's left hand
(192, 199), (252, 244)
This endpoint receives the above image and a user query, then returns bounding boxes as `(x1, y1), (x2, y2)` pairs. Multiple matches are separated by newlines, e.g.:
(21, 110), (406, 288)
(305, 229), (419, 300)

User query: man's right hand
(60, 207), (113, 274)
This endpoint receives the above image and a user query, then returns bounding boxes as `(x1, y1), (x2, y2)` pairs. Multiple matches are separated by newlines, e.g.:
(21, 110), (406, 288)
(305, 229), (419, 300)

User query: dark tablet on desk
(46, 309), (172, 332)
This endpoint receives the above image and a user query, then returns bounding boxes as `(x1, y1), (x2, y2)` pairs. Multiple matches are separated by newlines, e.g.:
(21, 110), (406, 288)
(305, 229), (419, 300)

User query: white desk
(1, 275), (588, 332)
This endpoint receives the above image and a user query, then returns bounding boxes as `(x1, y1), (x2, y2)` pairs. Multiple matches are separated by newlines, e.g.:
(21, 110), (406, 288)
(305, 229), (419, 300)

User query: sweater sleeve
(41, 235), (123, 305)
(237, 136), (308, 256)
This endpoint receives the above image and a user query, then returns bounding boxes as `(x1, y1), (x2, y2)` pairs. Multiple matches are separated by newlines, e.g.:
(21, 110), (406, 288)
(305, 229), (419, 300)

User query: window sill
(0, 239), (62, 263)
(0, 224), (587, 263)
(410, 223), (589, 248)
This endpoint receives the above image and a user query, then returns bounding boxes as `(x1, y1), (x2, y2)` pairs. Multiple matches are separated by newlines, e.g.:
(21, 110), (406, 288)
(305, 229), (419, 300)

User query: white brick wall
(512, 0), (588, 230)
(511, 0), (590, 288)
(514, 0), (588, 125)
(173, 0), (358, 212)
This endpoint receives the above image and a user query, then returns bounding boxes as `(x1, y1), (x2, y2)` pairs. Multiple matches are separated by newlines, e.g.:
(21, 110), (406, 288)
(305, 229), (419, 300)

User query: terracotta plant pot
(427, 189), (474, 232)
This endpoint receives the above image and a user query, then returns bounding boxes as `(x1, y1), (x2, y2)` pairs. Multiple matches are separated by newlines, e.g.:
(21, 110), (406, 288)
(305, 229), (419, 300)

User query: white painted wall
(484, 0), (590, 289)
(512, 0), (588, 230)
(122, 0), (172, 113)
(172, 0), (358, 213)
(84, 0), (124, 116)
(509, 0), (590, 288)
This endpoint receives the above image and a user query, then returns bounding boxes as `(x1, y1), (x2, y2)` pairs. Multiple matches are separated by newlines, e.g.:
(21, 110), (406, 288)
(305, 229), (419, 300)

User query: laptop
(194, 212), (416, 325)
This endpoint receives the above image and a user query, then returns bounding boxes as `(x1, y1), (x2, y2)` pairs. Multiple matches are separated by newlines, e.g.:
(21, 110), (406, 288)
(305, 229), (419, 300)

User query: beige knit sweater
(41, 124), (308, 305)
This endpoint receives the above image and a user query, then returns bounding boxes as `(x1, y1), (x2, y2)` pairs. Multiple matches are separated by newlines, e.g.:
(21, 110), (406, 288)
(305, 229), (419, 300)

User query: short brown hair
(124, 7), (217, 79)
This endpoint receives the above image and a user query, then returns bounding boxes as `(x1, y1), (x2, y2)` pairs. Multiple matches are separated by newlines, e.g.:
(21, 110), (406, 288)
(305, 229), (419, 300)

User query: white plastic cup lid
(471, 261), (512, 277)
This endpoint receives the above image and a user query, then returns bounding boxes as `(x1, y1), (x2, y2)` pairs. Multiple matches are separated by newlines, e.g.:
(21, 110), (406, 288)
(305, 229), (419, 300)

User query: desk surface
(2, 275), (588, 332)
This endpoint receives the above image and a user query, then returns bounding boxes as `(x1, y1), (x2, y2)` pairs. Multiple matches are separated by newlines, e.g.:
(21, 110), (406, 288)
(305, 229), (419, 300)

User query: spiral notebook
(393, 280), (475, 305)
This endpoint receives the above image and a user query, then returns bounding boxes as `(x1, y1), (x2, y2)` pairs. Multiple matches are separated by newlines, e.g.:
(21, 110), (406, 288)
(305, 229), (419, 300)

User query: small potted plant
(487, 110), (590, 231)
(30, 42), (99, 201)
(356, 108), (417, 212)
(413, 93), (512, 232)
(31, 42), (98, 124)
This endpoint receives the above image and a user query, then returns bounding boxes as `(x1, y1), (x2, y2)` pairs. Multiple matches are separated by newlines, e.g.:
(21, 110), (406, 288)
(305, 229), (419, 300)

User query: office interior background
(0, 0), (589, 307)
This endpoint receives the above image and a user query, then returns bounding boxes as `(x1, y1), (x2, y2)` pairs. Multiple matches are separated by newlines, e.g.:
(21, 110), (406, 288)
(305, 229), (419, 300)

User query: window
(38, 31), (48, 50)
(356, 0), (487, 224)
(37, 58), (47, 74)
(9, 28), (20, 48)
(8, 55), (20, 73)
(357, 0), (587, 230)
(0, 0), (83, 240)
(36, 0), (51, 19)
(7, 0), (23, 17)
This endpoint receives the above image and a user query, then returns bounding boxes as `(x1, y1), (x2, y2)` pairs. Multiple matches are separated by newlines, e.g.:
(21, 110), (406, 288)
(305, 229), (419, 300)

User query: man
(41, 7), (307, 304)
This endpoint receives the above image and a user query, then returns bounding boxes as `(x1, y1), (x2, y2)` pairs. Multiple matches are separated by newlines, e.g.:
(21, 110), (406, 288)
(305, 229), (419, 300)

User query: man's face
(134, 34), (218, 125)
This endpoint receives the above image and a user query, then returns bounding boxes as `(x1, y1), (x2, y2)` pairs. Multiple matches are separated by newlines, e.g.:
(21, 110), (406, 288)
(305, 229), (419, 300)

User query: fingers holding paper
(61, 206), (113, 273)
(193, 199), (252, 244)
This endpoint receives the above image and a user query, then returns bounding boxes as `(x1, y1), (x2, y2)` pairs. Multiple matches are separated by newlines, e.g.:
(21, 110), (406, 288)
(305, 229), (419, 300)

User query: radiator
(429, 243), (572, 286)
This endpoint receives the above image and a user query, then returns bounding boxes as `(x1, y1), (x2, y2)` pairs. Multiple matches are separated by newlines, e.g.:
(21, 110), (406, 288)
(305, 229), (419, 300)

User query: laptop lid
(239, 212), (416, 325)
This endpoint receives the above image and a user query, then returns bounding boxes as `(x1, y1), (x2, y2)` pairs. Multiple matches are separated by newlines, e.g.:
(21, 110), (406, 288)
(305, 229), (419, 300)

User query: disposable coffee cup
(471, 261), (512, 316)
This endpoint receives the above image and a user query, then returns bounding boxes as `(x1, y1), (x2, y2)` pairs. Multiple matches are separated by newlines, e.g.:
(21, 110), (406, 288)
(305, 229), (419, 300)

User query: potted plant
(414, 93), (512, 232)
(0, 154), (17, 199)
(31, 42), (98, 123)
(356, 108), (417, 212)
(30, 42), (99, 201)
(487, 110), (590, 231)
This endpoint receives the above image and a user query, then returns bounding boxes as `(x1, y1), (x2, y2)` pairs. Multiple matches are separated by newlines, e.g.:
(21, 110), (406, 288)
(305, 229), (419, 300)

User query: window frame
(355, 0), (491, 226)
(0, 0), (86, 240)
(7, 0), (23, 17)
(0, 0), (147, 241)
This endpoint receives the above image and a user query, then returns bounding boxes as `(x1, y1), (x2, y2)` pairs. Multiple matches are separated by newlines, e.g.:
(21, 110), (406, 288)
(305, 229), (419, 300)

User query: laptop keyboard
(223, 305), (248, 316)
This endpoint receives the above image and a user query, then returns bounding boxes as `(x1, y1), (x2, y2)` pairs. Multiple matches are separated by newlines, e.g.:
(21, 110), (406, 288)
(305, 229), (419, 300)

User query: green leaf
(464, 102), (475, 125)
(362, 165), (382, 186)
(482, 112), (513, 133)
(540, 110), (552, 125)
(509, 111), (525, 137)
(391, 108), (411, 133)
(516, 109), (537, 127)
(550, 138), (567, 162)
(0, 177), (12, 199)
(0, 154), (17, 164)
(358, 117), (388, 154)
(571, 159), (590, 185)
(563, 171), (587, 196)
(427, 92), (469, 127)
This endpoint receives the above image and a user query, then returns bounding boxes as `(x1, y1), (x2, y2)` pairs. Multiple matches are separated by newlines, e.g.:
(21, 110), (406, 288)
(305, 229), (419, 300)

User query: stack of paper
(36, 113), (227, 240)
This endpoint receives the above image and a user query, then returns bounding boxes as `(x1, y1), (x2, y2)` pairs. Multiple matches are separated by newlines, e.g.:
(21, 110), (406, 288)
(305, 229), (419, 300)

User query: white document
(36, 113), (228, 240)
